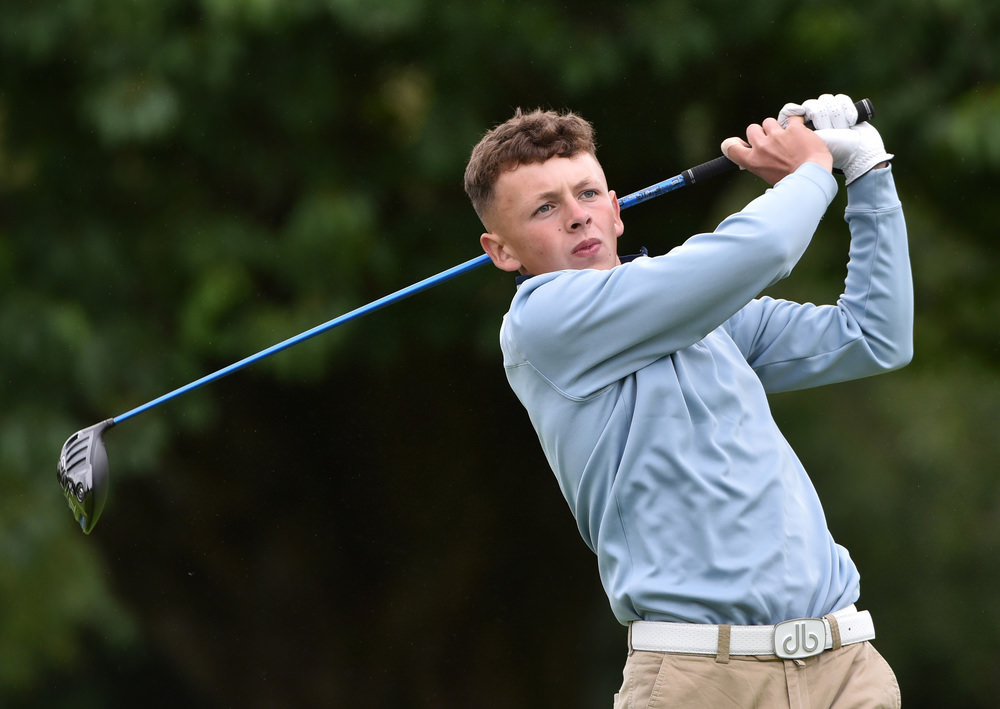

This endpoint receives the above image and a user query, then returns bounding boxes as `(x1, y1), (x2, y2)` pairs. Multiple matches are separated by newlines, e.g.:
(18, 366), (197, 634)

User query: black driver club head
(57, 419), (115, 534)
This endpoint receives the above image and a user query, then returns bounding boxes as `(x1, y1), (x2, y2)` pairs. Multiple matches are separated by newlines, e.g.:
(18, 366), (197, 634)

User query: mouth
(572, 238), (602, 256)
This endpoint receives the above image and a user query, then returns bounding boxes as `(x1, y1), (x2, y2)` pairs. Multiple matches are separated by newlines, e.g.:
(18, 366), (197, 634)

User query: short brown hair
(464, 108), (597, 224)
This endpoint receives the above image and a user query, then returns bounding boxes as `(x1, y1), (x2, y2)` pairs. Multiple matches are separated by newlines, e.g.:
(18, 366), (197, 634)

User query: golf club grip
(683, 155), (739, 185)
(685, 98), (875, 186)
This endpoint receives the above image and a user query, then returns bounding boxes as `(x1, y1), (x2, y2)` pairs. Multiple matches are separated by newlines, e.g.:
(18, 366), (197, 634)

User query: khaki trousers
(613, 641), (901, 709)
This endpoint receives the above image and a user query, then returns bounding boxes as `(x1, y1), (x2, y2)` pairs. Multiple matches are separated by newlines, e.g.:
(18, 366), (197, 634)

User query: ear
(480, 232), (523, 273)
(609, 189), (625, 239)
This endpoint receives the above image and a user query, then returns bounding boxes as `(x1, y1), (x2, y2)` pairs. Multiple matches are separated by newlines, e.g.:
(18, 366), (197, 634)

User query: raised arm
(726, 96), (912, 391)
(504, 163), (838, 397)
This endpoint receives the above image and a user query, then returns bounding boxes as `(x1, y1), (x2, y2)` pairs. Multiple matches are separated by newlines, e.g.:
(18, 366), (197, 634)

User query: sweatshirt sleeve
(502, 162), (838, 399)
(724, 164), (913, 392)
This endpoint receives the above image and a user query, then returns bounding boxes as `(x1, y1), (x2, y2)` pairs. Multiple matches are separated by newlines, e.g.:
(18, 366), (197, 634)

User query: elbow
(894, 339), (915, 369)
(853, 300), (914, 373)
(874, 336), (913, 372)
(883, 311), (915, 371)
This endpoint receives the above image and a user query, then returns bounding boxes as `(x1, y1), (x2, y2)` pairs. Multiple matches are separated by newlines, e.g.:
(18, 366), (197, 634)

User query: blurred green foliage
(1, 0), (998, 706)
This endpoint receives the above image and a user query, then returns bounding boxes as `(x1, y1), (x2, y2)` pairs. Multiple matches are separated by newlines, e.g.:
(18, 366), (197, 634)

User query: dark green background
(2, 1), (998, 706)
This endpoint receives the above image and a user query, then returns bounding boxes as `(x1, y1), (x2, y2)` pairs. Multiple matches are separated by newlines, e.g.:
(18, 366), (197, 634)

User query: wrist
(845, 153), (894, 185)
(805, 152), (834, 173)
(805, 156), (834, 173)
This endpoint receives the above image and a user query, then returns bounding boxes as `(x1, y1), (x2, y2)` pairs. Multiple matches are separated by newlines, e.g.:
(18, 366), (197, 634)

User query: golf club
(56, 98), (875, 534)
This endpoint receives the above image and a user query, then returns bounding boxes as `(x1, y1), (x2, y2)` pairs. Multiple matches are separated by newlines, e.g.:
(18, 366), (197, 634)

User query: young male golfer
(465, 94), (910, 708)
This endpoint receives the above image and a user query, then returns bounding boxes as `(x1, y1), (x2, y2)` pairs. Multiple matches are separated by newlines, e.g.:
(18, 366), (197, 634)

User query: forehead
(494, 153), (606, 201)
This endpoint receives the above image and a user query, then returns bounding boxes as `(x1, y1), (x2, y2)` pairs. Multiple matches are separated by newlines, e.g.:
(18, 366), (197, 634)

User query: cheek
(519, 226), (553, 253)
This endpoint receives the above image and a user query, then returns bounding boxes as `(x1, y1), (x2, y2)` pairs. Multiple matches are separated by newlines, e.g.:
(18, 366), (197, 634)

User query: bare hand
(721, 116), (833, 185)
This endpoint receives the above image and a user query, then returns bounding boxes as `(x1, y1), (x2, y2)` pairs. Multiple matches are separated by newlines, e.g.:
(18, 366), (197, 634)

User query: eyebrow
(532, 178), (599, 203)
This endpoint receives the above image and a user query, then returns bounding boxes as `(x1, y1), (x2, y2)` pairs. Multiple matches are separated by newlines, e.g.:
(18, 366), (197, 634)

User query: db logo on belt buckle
(774, 618), (827, 659)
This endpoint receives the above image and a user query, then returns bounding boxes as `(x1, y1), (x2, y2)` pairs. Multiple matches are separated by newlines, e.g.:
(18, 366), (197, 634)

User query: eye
(580, 189), (598, 200)
(534, 203), (553, 216)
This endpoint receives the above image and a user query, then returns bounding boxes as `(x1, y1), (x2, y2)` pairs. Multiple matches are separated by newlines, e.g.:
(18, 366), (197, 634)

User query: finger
(832, 94), (858, 128)
(744, 123), (766, 145)
(761, 117), (784, 134)
(801, 98), (826, 129)
(720, 136), (751, 168)
(777, 102), (806, 128)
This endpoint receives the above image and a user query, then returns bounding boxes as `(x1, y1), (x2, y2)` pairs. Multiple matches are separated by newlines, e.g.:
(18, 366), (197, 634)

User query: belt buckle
(773, 618), (827, 659)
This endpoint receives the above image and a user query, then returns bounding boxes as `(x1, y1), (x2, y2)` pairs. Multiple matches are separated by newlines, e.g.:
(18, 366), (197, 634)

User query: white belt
(629, 605), (875, 660)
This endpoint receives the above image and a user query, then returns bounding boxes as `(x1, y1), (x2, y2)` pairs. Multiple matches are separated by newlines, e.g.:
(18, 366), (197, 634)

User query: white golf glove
(779, 93), (893, 185)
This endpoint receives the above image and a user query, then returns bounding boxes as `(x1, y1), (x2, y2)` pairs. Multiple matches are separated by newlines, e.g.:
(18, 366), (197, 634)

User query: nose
(566, 201), (592, 231)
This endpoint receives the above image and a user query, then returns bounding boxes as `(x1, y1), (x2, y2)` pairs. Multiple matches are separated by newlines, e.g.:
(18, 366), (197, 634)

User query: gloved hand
(778, 93), (893, 185)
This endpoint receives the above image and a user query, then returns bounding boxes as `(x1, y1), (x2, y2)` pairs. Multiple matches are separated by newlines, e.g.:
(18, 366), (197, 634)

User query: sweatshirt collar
(514, 247), (648, 286)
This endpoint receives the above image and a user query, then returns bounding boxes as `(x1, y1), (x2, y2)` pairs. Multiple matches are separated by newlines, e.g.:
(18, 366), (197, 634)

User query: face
(480, 153), (624, 275)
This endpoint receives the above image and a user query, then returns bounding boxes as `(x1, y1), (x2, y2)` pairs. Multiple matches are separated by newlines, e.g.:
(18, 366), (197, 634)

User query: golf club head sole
(57, 419), (115, 534)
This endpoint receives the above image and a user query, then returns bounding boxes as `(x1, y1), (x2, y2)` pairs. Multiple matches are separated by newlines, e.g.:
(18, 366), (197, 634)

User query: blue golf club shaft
(112, 155), (738, 425)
